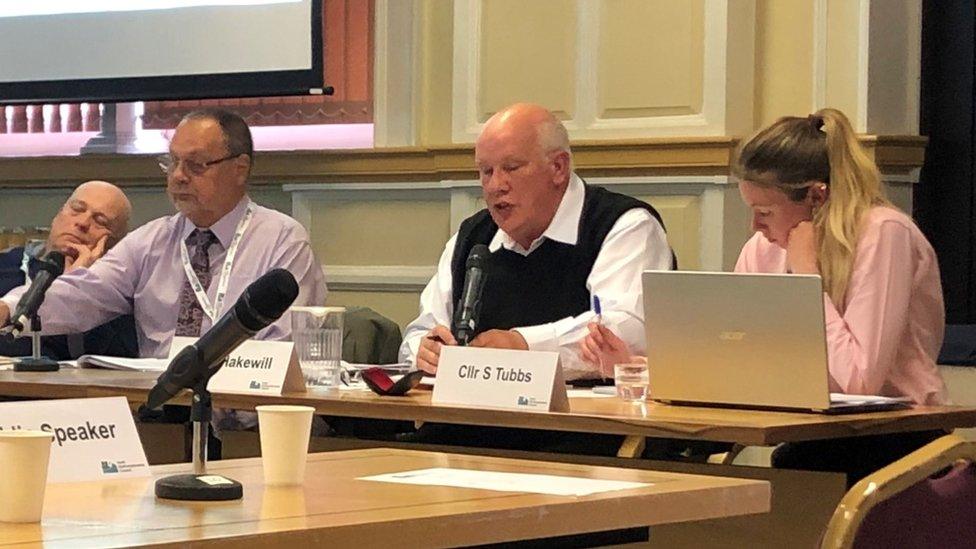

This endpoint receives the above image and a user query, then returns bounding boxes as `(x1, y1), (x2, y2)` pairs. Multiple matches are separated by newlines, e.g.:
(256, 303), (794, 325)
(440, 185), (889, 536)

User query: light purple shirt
(2, 197), (328, 358)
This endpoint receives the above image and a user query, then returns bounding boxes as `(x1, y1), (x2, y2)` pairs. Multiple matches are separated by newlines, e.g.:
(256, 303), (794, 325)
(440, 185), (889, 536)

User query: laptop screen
(643, 271), (832, 411)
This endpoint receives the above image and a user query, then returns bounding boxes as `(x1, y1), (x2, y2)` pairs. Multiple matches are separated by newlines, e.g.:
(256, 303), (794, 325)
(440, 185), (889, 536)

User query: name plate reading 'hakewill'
(433, 347), (569, 412)
(0, 396), (149, 483)
(169, 336), (305, 396)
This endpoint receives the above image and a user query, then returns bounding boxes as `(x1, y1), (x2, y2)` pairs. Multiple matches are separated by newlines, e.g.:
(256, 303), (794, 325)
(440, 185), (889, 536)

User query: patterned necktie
(175, 229), (219, 337)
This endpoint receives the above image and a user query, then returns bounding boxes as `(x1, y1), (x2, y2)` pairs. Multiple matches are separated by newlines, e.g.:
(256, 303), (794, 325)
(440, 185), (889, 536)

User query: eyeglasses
(157, 153), (240, 176)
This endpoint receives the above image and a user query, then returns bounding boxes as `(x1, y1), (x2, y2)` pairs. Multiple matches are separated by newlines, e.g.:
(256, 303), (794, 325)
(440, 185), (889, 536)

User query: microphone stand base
(155, 474), (243, 501)
(13, 357), (60, 372)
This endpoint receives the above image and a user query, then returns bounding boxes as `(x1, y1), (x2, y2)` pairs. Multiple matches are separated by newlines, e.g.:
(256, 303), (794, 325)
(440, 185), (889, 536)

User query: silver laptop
(642, 271), (909, 413)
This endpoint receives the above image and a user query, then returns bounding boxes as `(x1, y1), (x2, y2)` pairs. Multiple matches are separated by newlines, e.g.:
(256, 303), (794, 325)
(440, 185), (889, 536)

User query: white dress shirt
(399, 174), (672, 380)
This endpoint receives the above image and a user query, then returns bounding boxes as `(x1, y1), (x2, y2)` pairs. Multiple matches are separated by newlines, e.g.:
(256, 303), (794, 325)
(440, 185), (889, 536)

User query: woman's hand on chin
(786, 221), (819, 275)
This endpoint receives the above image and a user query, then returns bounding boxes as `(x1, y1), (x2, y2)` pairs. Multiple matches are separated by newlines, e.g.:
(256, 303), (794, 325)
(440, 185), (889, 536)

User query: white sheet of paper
(829, 393), (912, 405)
(76, 355), (170, 372)
(391, 373), (435, 387)
(358, 467), (651, 497)
(342, 361), (411, 373)
(566, 388), (615, 399)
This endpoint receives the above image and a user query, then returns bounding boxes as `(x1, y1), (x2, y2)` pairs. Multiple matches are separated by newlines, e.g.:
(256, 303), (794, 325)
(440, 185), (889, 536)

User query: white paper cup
(0, 431), (54, 523)
(256, 405), (315, 486)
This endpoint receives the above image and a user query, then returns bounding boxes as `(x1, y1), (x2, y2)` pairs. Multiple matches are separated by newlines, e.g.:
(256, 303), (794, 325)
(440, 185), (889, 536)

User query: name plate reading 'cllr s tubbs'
(433, 346), (569, 412)
(168, 336), (305, 396)
(0, 396), (149, 483)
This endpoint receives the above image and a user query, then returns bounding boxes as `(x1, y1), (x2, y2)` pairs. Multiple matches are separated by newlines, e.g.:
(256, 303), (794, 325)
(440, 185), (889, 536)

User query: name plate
(0, 396), (149, 483)
(433, 347), (569, 412)
(169, 336), (306, 395)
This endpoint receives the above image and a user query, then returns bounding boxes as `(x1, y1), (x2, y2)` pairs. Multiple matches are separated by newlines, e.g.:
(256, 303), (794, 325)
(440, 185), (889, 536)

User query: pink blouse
(735, 206), (948, 405)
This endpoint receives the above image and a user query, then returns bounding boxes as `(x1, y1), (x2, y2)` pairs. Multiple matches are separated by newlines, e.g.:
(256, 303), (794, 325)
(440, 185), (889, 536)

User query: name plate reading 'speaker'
(433, 346), (569, 412)
(0, 396), (149, 483)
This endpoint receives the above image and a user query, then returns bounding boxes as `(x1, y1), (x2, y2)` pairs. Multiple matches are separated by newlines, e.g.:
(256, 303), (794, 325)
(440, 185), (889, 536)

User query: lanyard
(179, 203), (253, 323)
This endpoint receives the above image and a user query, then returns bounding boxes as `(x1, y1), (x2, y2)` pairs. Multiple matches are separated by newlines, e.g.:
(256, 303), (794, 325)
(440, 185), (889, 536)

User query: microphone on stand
(147, 268), (300, 410)
(148, 268), (299, 503)
(452, 244), (489, 346)
(8, 251), (65, 337)
(5, 251), (66, 372)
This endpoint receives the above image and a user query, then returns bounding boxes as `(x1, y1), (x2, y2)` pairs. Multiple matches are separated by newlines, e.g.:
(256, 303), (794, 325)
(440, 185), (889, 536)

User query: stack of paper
(829, 392), (912, 410)
(342, 361), (411, 375)
(76, 355), (170, 373)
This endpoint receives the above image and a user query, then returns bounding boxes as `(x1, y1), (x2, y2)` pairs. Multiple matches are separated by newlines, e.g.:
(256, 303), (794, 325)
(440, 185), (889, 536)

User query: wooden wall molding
(0, 135), (925, 188)
(324, 264), (436, 292)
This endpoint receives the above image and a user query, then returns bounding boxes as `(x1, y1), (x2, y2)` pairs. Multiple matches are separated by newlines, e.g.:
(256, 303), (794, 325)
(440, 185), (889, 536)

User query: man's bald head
(479, 103), (572, 165)
(72, 181), (132, 236)
(474, 103), (573, 249)
(48, 180), (132, 255)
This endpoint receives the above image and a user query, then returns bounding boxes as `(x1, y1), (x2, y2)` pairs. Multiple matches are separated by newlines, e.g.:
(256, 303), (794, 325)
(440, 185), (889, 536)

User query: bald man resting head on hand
(46, 180), (132, 271)
(0, 180), (137, 359)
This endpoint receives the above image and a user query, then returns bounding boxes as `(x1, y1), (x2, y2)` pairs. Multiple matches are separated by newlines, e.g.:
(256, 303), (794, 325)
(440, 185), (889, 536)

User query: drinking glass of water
(290, 306), (345, 389)
(614, 362), (649, 402)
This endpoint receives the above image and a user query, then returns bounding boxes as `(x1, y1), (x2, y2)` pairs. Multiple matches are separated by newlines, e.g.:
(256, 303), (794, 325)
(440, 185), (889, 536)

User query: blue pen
(592, 295), (608, 379)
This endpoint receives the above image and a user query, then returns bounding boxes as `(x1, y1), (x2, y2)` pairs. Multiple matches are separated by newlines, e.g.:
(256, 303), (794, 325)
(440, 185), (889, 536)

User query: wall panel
(635, 195), (701, 270)
(754, 0), (814, 126)
(479, 0), (577, 120)
(306, 198), (450, 266)
(597, 0), (704, 119)
(328, 289), (423, 329)
(825, 0), (863, 129)
(453, 0), (752, 141)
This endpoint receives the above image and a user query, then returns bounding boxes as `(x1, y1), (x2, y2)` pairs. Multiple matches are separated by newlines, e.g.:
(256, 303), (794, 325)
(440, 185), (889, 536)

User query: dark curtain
(917, 0), (976, 323)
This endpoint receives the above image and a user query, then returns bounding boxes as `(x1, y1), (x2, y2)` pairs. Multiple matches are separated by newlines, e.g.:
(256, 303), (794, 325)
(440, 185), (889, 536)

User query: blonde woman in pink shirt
(584, 108), (948, 484)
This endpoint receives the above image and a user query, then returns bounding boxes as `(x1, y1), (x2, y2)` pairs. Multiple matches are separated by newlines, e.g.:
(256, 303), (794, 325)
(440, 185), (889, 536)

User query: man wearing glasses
(0, 109), (328, 371)
(0, 180), (137, 359)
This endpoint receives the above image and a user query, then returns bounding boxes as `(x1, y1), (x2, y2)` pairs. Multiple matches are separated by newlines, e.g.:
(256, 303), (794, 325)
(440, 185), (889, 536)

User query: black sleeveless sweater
(449, 184), (673, 338)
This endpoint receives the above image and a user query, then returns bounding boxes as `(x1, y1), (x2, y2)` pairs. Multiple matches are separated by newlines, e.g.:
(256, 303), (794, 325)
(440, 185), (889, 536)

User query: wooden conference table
(0, 368), (972, 548)
(0, 448), (770, 547)
(0, 368), (974, 453)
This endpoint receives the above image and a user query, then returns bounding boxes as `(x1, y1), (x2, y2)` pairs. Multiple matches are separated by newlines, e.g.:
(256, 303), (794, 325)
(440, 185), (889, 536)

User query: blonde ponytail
(733, 108), (890, 308)
(813, 108), (890, 305)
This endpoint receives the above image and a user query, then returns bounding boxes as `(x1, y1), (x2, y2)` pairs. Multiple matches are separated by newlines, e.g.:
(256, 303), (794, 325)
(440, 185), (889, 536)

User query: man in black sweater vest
(397, 103), (674, 454)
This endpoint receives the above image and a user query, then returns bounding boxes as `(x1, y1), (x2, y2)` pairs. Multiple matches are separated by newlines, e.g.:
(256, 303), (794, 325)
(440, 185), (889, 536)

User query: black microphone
(453, 244), (489, 346)
(9, 251), (66, 336)
(146, 268), (300, 409)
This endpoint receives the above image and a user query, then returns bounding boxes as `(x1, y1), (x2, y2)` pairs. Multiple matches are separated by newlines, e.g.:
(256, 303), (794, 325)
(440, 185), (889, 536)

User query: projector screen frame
(0, 0), (324, 105)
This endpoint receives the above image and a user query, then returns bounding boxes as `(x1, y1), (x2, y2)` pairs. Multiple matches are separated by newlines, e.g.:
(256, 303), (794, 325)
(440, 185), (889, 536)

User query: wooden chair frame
(820, 434), (976, 549)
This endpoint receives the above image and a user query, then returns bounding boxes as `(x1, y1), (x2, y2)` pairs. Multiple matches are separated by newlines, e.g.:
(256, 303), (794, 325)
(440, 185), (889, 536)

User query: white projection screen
(0, 0), (323, 103)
